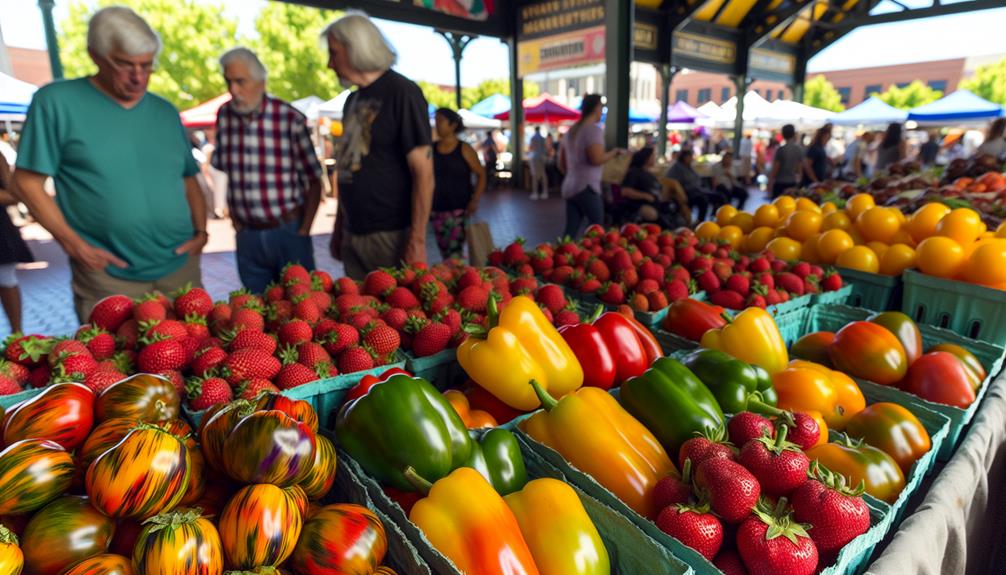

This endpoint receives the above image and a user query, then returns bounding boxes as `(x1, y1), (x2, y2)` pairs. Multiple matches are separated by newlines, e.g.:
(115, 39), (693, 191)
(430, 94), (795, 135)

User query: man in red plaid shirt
(212, 47), (323, 293)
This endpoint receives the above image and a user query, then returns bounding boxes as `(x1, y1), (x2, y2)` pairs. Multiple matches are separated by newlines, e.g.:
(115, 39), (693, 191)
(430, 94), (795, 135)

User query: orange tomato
(822, 211), (852, 232)
(820, 202), (838, 214)
(889, 227), (916, 247)
(716, 205), (738, 227)
(785, 210), (823, 242)
(817, 229), (854, 264)
(866, 241), (890, 260)
(916, 236), (965, 278)
(773, 195), (797, 219)
(935, 208), (983, 246)
(766, 237), (802, 261)
(801, 235), (821, 264)
(906, 203), (951, 243)
(717, 225), (744, 250)
(696, 221), (721, 241)
(996, 222), (1006, 238)
(962, 240), (1006, 287)
(744, 226), (775, 253)
(836, 245), (879, 273)
(845, 193), (875, 221)
(796, 197), (822, 213)
(879, 243), (917, 276)
(857, 207), (901, 243)
(730, 211), (756, 234)
(754, 204), (780, 228)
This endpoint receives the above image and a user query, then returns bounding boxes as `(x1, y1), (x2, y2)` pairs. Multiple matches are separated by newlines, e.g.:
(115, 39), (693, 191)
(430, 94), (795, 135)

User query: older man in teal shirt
(13, 6), (207, 321)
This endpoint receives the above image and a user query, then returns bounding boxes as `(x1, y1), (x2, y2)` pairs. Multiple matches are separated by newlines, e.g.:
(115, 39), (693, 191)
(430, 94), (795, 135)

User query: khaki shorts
(340, 229), (409, 280)
(71, 255), (203, 323)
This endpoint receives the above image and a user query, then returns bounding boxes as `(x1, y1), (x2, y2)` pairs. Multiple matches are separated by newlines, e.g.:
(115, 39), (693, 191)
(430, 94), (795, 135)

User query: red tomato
(828, 321), (908, 385)
(901, 352), (977, 408)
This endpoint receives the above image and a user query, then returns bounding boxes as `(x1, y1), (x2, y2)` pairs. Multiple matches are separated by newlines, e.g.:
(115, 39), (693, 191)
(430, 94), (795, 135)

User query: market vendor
(11, 6), (207, 321)
(324, 11), (434, 279)
(212, 47), (323, 293)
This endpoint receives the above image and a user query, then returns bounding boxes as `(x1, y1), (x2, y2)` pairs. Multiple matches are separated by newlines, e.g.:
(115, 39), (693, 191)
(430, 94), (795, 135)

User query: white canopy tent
(457, 108), (501, 129)
(764, 99), (836, 129)
(318, 90), (353, 119)
(291, 95), (325, 121)
(710, 91), (774, 129)
(0, 71), (38, 122)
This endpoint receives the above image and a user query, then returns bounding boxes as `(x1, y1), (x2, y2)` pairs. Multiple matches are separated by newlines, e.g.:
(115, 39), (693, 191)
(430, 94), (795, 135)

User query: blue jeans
(564, 188), (604, 239)
(235, 218), (315, 293)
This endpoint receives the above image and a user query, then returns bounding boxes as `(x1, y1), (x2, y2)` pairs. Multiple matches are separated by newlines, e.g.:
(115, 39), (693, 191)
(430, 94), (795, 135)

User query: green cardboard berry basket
(800, 304), (1004, 459)
(901, 269), (1006, 346)
(834, 267), (902, 312)
(572, 291), (707, 328)
(0, 386), (42, 410)
(813, 283), (854, 306)
(404, 348), (464, 390)
(766, 292), (814, 316)
(775, 306), (812, 347)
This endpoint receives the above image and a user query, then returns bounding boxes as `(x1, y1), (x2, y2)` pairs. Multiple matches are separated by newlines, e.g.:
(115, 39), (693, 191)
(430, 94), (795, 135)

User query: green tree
(873, 80), (943, 110)
(960, 57), (1006, 106)
(803, 75), (845, 112)
(252, 3), (342, 103)
(417, 81), (457, 110)
(59, 0), (237, 109)
(461, 77), (539, 109)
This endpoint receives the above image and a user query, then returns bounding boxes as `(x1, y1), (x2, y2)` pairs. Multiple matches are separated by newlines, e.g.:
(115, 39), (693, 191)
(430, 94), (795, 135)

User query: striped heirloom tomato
(132, 508), (223, 575)
(178, 446), (207, 507)
(79, 418), (141, 470)
(21, 495), (116, 575)
(199, 399), (256, 473)
(288, 504), (388, 575)
(2, 382), (95, 450)
(222, 410), (316, 487)
(63, 554), (135, 575)
(255, 392), (319, 434)
(0, 439), (75, 515)
(298, 434), (338, 501)
(284, 484), (310, 518)
(96, 374), (180, 423)
(86, 425), (191, 520)
(218, 483), (303, 569)
(0, 523), (22, 575)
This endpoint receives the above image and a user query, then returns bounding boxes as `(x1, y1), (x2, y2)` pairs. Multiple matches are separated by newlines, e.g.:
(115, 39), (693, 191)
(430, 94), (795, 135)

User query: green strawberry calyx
(753, 497), (812, 545)
(807, 460), (866, 497)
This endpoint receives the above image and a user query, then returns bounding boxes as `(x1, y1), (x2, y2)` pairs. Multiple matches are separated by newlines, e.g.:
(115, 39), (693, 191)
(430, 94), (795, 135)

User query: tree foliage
(960, 57), (1006, 106)
(59, 0), (237, 109)
(803, 75), (845, 112)
(251, 3), (342, 103)
(873, 80), (943, 110)
(419, 77), (541, 111)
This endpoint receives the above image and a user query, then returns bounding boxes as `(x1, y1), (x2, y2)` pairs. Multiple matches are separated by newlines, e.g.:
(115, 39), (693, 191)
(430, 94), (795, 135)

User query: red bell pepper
(617, 311), (663, 365)
(662, 299), (727, 342)
(344, 367), (412, 403)
(463, 380), (529, 425)
(560, 306), (650, 389)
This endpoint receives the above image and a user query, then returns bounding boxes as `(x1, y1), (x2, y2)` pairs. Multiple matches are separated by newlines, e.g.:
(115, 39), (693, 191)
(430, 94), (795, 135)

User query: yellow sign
(751, 49), (796, 75)
(634, 23), (658, 51)
(518, 25), (606, 77)
(674, 32), (736, 65)
(519, 0), (604, 39)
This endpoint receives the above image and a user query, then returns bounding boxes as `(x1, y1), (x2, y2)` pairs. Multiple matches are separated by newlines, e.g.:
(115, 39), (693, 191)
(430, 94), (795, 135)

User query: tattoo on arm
(426, 148), (432, 159)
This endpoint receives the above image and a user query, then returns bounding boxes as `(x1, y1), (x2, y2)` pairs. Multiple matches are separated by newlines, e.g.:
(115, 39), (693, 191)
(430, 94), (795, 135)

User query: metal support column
(657, 64), (677, 159)
(604, 0), (633, 149)
(39, 0), (63, 79)
(732, 75), (749, 154)
(437, 31), (475, 109)
(508, 36), (524, 189)
(792, 51), (808, 103)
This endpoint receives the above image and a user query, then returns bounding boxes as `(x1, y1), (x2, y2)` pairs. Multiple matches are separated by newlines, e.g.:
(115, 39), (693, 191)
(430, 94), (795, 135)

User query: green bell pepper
(335, 374), (473, 492)
(464, 428), (528, 496)
(619, 357), (726, 455)
(682, 348), (779, 414)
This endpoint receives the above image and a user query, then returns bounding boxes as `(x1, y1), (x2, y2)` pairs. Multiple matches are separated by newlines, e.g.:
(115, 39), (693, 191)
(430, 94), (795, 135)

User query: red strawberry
(727, 412), (775, 447)
(364, 324), (400, 356)
(713, 549), (747, 575)
(297, 342), (332, 369)
(694, 458), (761, 523)
(142, 319), (189, 342)
(802, 276), (820, 295)
(0, 360), (30, 385)
(173, 284), (213, 318)
(209, 302), (233, 328)
(503, 238), (528, 267)
(321, 323), (359, 355)
(770, 259), (788, 273)
(223, 348), (281, 384)
(49, 339), (91, 362)
(28, 364), (50, 388)
(281, 263), (312, 286)
(190, 346), (228, 377)
(0, 374), (22, 395)
(457, 285), (491, 313)
(488, 249), (505, 267)
(695, 270), (721, 293)
(737, 499), (818, 575)
(784, 412), (822, 452)
(363, 270), (397, 297)
(334, 277), (359, 295)
(746, 293), (767, 308)
(264, 283), (286, 302)
(89, 295), (134, 331)
(381, 307), (409, 332)
(639, 259), (664, 283)
(133, 297), (168, 323)
(636, 278), (660, 295)
(821, 271), (843, 292)
(276, 361), (322, 390)
(292, 297), (322, 325)
(789, 262), (811, 279)
(665, 280), (689, 301)
(653, 459), (694, 510)
(338, 346), (374, 373)
(725, 274), (751, 297)
(678, 425), (736, 470)
(791, 462), (871, 554)
(186, 376), (233, 411)
(228, 328), (277, 355)
(311, 270), (333, 292)
(385, 286), (420, 309)
(748, 257), (770, 273)
(709, 290), (745, 310)
(737, 425), (810, 497)
(535, 285), (567, 314)
(586, 258), (610, 282)
(554, 309), (580, 327)
(656, 503), (724, 561)
(529, 250), (554, 274)
(183, 315), (211, 342)
(598, 282), (625, 305)
(764, 289), (782, 306)
(278, 319), (314, 347)
(231, 307), (266, 332)
(647, 291), (669, 311)
(237, 378), (280, 400)
(775, 272), (804, 296)
(309, 291), (333, 312)
(437, 308), (463, 336)
(137, 339), (187, 372)
(156, 369), (186, 395)
(509, 276), (538, 295)
(629, 292), (648, 312)
(755, 272), (775, 290)
(409, 319), (452, 357)
(4, 334), (52, 367)
(675, 245), (697, 266)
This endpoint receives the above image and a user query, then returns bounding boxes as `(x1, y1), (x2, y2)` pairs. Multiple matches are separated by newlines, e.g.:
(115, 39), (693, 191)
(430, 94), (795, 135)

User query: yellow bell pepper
(505, 478), (610, 575)
(407, 467), (540, 575)
(700, 307), (789, 374)
(521, 381), (676, 519)
(457, 295), (583, 410)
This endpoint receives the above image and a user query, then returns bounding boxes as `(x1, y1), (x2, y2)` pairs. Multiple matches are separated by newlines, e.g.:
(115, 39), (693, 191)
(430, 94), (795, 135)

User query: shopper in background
(324, 11), (433, 279)
(767, 124), (804, 199)
(212, 47), (323, 294)
(666, 148), (716, 223)
(843, 131), (874, 180)
(431, 108), (485, 260)
(528, 126), (549, 199)
(0, 159), (32, 333)
(919, 131), (940, 166)
(738, 133), (754, 185)
(875, 123), (907, 172)
(977, 118), (1006, 159)
(803, 123), (833, 185)
(558, 94), (622, 238)
(481, 130), (499, 190)
(620, 147), (666, 224)
(12, 6), (207, 321)
(711, 150), (749, 209)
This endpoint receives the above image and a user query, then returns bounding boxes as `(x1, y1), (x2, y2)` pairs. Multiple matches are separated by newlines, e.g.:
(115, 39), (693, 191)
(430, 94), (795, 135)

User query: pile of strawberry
(699, 253), (844, 311)
(653, 411), (871, 575)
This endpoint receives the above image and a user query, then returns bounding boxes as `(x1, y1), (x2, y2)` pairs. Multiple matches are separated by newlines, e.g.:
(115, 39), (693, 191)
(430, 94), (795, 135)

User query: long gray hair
(322, 11), (396, 73)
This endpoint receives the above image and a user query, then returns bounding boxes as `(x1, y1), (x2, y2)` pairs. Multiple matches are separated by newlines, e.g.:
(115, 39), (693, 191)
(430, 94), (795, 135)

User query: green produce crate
(514, 427), (890, 575)
(655, 328), (700, 355)
(901, 269), (1006, 346)
(572, 292), (707, 328)
(834, 267), (902, 312)
(766, 292), (813, 316)
(813, 284), (854, 306)
(801, 304), (1005, 459)
(775, 307), (812, 347)
(0, 387), (42, 410)
(404, 348), (464, 390)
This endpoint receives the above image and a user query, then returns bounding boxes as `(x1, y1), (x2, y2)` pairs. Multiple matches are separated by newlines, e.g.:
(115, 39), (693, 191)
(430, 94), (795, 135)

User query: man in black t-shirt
(323, 12), (434, 279)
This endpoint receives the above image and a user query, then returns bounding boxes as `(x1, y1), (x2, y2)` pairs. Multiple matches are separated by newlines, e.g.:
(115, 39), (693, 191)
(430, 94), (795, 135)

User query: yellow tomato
(906, 203), (951, 243)
(801, 235), (821, 264)
(744, 226), (775, 253)
(935, 208), (983, 246)
(916, 236), (965, 278)
(996, 222), (1006, 238)
(821, 202), (838, 214)
(823, 211), (852, 232)
(892, 209), (907, 225)
(856, 207), (901, 243)
(730, 212), (756, 234)
(845, 193), (875, 221)
(836, 245), (880, 274)
(754, 204), (780, 228)
(795, 197), (822, 213)
(717, 225), (744, 250)
(785, 210), (824, 242)
(879, 243), (917, 276)
(817, 229), (855, 264)
(716, 204), (739, 227)
(867, 241), (890, 260)
(767, 237), (802, 261)
(962, 240), (1006, 286)
(773, 195), (797, 219)
(889, 228), (916, 247)
(696, 221), (721, 241)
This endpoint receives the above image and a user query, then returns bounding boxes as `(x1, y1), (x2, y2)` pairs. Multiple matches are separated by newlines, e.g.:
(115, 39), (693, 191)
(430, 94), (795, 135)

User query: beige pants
(340, 229), (410, 280)
(71, 255), (203, 323)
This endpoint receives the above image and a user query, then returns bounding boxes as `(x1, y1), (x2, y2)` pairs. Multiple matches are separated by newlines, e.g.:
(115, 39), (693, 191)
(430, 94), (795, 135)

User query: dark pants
(772, 181), (796, 199)
(236, 218), (315, 293)
(564, 188), (604, 239)
(716, 183), (750, 210)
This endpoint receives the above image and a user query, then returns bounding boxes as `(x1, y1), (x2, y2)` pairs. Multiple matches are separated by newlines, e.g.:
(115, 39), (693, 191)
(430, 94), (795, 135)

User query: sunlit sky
(3, 0), (1005, 86)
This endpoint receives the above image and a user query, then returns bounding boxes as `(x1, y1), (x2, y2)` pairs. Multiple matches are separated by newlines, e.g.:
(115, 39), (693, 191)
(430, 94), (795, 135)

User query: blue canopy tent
(470, 94), (511, 118)
(907, 90), (1004, 123)
(831, 97), (908, 126)
(601, 108), (657, 124)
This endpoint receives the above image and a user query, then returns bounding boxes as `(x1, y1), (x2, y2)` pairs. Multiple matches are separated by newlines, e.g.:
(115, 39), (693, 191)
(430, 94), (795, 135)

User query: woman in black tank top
(432, 108), (486, 260)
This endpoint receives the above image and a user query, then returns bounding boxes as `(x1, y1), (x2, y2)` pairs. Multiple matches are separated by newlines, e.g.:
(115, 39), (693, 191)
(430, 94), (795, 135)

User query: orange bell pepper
(774, 360), (865, 431)
(444, 390), (498, 429)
